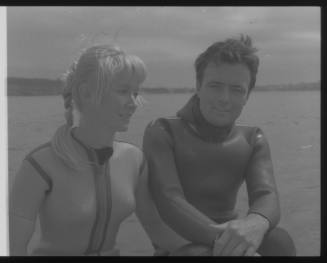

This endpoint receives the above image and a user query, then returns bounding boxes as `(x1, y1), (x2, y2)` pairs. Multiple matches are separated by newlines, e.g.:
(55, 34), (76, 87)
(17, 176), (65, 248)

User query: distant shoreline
(6, 77), (320, 96)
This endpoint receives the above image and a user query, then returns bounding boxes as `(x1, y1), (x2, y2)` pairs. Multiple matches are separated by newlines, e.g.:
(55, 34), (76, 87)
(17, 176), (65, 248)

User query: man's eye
(231, 87), (244, 93)
(208, 85), (223, 89)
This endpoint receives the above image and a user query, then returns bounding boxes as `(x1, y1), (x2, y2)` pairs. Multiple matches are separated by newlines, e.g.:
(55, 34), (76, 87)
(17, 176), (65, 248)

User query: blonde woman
(9, 45), (188, 256)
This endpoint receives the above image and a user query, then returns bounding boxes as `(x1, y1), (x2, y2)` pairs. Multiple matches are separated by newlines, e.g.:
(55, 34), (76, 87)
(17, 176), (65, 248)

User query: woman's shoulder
(113, 140), (144, 163)
(25, 142), (53, 161)
(24, 139), (65, 173)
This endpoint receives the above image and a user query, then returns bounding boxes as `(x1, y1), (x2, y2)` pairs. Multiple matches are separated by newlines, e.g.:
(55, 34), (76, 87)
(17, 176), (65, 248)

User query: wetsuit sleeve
(142, 120), (222, 246)
(9, 158), (49, 255)
(245, 128), (281, 229)
(135, 155), (190, 252)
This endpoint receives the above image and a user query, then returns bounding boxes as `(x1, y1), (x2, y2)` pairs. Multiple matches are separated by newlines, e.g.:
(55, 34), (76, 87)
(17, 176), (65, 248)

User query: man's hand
(211, 214), (270, 256)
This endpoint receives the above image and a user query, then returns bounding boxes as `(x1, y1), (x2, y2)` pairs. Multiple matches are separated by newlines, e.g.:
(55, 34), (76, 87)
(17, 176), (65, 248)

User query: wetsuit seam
(70, 128), (108, 255)
(98, 161), (112, 253)
(26, 142), (51, 157)
(25, 155), (53, 194)
(139, 154), (147, 176)
(84, 162), (100, 255)
(158, 118), (176, 148)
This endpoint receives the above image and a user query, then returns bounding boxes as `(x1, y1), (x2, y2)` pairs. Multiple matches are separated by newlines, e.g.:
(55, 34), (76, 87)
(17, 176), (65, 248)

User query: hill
(6, 77), (320, 96)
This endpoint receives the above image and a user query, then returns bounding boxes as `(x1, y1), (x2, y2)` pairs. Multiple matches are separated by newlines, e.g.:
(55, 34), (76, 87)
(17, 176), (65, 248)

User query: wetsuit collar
(177, 94), (234, 143)
(70, 127), (113, 165)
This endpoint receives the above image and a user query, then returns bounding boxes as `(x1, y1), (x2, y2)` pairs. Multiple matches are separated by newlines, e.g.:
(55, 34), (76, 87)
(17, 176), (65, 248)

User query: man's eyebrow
(207, 81), (225, 85)
(230, 84), (244, 88)
(207, 81), (244, 88)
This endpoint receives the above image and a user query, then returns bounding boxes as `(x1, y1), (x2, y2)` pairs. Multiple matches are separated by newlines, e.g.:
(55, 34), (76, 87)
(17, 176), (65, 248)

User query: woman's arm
(135, 156), (190, 253)
(9, 158), (49, 255)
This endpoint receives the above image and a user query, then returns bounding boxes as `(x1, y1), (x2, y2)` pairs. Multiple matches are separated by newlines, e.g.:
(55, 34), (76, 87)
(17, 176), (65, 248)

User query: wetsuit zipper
(84, 157), (112, 255)
(96, 161), (112, 254)
(70, 129), (113, 256)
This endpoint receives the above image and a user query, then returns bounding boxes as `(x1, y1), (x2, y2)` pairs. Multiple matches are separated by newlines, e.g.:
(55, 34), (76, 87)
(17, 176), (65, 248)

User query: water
(7, 91), (320, 255)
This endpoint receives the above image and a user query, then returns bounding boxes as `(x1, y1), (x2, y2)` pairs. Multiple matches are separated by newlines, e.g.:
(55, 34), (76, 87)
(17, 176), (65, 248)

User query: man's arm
(212, 128), (278, 256)
(135, 157), (190, 252)
(142, 120), (224, 246)
(245, 127), (280, 229)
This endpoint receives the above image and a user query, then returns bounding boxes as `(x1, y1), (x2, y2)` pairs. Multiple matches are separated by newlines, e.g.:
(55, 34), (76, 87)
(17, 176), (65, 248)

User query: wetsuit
(9, 124), (188, 256)
(143, 95), (294, 255)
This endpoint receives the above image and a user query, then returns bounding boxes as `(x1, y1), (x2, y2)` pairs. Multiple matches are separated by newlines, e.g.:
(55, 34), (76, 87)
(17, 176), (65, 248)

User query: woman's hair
(52, 44), (147, 170)
(195, 34), (259, 92)
(62, 44), (146, 126)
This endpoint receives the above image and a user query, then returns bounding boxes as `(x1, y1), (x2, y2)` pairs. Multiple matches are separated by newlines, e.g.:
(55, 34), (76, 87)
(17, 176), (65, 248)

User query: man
(142, 35), (296, 256)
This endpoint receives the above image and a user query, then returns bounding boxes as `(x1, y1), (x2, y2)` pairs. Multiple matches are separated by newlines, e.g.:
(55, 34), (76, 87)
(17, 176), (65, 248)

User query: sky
(7, 6), (320, 88)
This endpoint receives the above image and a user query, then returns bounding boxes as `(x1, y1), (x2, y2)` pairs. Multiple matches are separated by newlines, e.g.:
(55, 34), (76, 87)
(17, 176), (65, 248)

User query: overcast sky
(7, 6), (320, 87)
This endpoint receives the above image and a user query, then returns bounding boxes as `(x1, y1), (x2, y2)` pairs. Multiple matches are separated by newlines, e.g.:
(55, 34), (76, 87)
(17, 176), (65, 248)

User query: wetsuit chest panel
(169, 121), (254, 216)
(39, 168), (97, 247)
(175, 128), (251, 189)
(30, 149), (96, 228)
(98, 144), (139, 250)
(28, 155), (98, 255)
(109, 156), (136, 223)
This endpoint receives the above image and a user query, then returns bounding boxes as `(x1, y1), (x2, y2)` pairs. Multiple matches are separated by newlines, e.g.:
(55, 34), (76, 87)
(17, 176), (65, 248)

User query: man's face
(196, 62), (251, 127)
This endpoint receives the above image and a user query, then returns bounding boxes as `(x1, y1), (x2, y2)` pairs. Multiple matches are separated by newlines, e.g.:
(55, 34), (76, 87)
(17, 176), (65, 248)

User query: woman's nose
(127, 94), (138, 109)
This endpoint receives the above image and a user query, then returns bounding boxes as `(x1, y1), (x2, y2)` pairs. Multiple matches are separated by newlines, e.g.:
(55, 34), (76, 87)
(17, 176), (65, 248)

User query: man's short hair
(195, 35), (259, 92)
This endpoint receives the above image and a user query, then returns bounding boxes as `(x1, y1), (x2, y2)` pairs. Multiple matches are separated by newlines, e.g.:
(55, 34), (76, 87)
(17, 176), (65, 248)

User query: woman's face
(81, 72), (140, 132)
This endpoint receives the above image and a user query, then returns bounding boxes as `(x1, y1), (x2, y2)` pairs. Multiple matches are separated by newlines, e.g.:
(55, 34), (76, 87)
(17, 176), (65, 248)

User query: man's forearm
(246, 213), (270, 234)
(153, 190), (224, 246)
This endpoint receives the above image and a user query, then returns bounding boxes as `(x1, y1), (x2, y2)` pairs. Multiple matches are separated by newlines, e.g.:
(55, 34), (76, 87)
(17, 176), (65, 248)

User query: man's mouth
(119, 112), (134, 119)
(212, 108), (230, 113)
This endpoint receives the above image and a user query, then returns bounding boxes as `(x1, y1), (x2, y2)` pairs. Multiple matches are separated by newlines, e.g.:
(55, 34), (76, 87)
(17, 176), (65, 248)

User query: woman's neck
(73, 121), (115, 149)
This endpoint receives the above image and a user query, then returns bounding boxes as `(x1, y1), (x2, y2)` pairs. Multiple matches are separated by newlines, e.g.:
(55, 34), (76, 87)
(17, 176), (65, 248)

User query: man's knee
(258, 227), (296, 256)
(170, 243), (212, 256)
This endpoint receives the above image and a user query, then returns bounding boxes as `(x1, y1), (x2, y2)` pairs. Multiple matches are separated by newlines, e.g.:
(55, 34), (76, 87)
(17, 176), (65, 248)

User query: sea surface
(7, 91), (320, 256)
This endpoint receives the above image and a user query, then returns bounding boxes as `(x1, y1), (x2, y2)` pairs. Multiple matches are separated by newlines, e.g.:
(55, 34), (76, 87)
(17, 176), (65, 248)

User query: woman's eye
(118, 89), (129, 94)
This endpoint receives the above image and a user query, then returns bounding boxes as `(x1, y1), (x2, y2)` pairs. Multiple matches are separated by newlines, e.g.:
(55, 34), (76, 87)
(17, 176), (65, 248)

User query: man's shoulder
(147, 116), (180, 127)
(235, 123), (259, 132)
(143, 116), (183, 144)
(234, 124), (266, 145)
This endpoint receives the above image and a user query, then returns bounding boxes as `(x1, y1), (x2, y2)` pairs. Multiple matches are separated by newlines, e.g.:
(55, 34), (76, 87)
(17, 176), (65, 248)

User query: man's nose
(217, 86), (230, 103)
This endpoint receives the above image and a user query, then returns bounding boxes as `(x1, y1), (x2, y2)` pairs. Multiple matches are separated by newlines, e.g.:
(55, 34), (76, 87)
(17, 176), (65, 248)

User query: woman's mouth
(119, 112), (133, 119)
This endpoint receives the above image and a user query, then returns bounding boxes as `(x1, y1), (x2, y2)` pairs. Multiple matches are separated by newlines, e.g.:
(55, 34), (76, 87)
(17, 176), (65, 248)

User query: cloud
(7, 6), (320, 86)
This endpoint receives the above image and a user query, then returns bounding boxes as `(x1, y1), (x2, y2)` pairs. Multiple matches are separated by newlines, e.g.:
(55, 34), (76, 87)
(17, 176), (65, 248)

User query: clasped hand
(210, 213), (270, 256)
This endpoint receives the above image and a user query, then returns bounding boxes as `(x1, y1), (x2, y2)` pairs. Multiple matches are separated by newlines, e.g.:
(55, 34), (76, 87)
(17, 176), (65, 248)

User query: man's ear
(244, 86), (252, 103)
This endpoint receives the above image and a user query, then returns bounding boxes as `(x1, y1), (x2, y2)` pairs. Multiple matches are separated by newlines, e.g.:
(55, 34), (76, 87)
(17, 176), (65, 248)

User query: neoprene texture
(142, 96), (280, 246)
(9, 125), (188, 256)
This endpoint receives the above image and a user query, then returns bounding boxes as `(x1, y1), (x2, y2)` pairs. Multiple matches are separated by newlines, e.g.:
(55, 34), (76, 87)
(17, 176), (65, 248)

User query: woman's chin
(116, 124), (129, 132)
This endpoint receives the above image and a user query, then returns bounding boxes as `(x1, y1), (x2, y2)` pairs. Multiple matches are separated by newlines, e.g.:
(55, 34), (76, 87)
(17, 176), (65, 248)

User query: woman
(9, 45), (188, 256)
